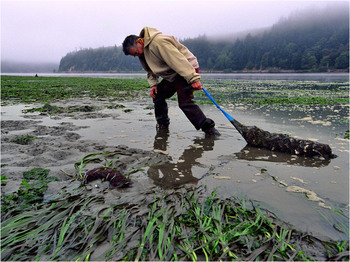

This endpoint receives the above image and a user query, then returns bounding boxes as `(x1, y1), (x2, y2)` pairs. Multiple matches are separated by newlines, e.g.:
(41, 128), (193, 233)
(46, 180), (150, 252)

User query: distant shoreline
(2, 71), (349, 76)
(58, 68), (349, 74)
(2, 69), (349, 74)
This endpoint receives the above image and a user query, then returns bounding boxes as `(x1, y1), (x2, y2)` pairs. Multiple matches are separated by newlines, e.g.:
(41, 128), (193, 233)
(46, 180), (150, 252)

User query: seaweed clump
(233, 120), (336, 159)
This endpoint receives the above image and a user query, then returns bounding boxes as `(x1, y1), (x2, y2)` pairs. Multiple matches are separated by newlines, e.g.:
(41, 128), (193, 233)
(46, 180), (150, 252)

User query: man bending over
(122, 27), (220, 137)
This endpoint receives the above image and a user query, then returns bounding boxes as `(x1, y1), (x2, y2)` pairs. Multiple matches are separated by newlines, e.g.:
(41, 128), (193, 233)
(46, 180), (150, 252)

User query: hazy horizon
(1, 0), (348, 64)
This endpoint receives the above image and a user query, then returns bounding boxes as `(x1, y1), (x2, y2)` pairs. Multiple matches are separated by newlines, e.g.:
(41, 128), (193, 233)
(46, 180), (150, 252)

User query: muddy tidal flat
(1, 75), (349, 261)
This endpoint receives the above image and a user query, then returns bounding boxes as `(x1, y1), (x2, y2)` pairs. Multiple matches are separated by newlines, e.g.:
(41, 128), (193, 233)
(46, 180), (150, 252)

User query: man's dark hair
(122, 35), (139, 55)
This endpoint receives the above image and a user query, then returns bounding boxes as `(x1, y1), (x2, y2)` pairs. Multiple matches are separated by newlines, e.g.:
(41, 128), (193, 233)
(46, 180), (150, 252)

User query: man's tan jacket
(139, 27), (200, 87)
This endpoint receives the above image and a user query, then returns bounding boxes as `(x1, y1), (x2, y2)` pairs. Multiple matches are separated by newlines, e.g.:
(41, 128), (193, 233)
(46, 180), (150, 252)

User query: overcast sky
(1, 0), (346, 63)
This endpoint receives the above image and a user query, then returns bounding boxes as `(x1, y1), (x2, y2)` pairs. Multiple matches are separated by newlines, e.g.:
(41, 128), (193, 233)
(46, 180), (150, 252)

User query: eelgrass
(2, 149), (348, 261)
(197, 79), (349, 105)
(1, 76), (149, 104)
(2, 76), (348, 106)
(1, 184), (348, 261)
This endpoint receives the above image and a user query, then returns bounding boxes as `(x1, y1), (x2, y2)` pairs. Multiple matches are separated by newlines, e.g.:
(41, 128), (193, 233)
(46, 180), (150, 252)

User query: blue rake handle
(202, 88), (234, 122)
(202, 87), (246, 138)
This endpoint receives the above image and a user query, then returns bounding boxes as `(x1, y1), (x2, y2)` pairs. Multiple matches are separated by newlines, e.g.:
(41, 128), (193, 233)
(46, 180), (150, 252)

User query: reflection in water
(235, 145), (331, 167)
(148, 131), (215, 189)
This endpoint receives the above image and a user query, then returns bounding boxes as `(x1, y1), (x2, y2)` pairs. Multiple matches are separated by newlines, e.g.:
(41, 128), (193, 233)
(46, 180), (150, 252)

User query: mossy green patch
(2, 76), (349, 107)
(1, 168), (59, 213)
(23, 103), (96, 115)
(10, 135), (38, 145)
(24, 103), (65, 114)
(199, 79), (349, 105)
(1, 175), (8, 186)
(242, 96), (348, 105)
(1, 75), (149, 104)
(107, 104), (126, 109)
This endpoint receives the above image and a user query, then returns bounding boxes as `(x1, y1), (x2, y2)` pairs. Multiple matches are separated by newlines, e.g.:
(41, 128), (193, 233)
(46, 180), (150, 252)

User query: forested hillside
(58, 5), (349, 73)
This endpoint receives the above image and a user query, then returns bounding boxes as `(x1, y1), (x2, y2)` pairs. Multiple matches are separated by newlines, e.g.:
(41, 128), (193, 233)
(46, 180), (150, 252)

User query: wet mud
(1, 96), (349, 242)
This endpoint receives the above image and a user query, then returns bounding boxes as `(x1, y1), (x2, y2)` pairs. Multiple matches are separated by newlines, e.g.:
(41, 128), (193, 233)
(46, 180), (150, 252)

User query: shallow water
(3, 72), (349, 82)
(88, 102), (348, 237)
(1, 76), (349, 242)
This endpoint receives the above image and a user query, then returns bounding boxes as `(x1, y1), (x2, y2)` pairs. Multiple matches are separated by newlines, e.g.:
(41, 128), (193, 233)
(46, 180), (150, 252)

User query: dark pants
(153, 75), (215, 131)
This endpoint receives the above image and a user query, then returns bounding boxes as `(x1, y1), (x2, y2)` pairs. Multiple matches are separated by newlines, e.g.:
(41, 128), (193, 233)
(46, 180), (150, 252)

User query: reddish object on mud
(85, 167), (132, 187)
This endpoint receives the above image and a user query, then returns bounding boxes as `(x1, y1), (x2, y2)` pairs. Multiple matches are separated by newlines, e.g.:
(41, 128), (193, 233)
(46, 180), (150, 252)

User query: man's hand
(150, 85), (158, 98)
(191, 80), (202, 90)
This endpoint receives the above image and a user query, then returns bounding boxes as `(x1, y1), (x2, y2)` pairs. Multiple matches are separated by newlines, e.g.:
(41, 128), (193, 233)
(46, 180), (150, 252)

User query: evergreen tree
(58, 5), (349, 73)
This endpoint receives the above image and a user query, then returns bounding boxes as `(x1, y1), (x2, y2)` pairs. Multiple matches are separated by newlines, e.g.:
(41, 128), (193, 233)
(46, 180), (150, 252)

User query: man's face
(129, 42), (144, 57)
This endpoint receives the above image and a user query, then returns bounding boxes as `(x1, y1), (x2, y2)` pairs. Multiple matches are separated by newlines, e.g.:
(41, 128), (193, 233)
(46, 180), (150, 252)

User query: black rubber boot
(204, 127), (221, 137)
(201, 119), (220, 137)
(156, 123), (169, 133)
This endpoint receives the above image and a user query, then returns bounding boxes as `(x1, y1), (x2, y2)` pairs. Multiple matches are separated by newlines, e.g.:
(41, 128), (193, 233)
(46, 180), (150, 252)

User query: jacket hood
(139, 27), (162, 47)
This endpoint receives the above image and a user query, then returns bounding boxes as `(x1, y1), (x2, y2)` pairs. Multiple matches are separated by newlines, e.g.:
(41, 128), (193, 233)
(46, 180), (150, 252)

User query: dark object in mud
(85, 167), (132, 187)
(201, 88), (336, 159)
(232, 119), (336, 159)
